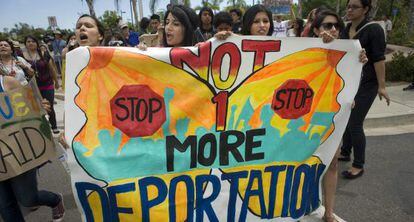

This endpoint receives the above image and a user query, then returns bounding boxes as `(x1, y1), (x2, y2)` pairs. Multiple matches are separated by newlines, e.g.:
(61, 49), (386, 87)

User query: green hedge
(386, 52), (414, 81)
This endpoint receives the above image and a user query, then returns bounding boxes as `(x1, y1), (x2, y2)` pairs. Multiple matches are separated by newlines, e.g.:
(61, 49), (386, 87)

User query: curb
(365, 113), (414, 129)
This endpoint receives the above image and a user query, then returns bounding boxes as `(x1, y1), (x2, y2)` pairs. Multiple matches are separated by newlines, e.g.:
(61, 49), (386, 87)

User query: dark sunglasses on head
(321, 22), (340, 30)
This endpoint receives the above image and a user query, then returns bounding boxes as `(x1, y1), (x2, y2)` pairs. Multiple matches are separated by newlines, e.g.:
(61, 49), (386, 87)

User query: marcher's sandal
(52, 193), (65, 222)
(403, 84), (414, 91)
(323, 215), (339, 222)
(342, 169), (364, 179)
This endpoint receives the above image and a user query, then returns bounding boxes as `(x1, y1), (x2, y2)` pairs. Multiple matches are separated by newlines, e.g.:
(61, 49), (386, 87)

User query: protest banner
(65, 36), (362, 221)
(0, 79), (56, 181)
(263, 0), (293, 15)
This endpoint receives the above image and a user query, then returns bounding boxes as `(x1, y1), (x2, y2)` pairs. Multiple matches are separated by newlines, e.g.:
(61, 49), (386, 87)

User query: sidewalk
(385, 44), (414, 62)
(365, 83), (414, 135)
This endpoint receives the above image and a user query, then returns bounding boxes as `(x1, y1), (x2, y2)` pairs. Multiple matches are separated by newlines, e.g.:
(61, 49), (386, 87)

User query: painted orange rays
(74, 48), (216, 151)
(73, 47), (345, 152)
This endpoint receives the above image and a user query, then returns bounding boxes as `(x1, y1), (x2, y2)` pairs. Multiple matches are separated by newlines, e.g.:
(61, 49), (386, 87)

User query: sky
(0, 0), (297, 31)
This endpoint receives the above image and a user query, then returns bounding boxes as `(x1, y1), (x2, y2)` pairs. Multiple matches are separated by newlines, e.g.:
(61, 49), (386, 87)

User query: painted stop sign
(110, 85), (166, 137)
(272, 79), (314, 119)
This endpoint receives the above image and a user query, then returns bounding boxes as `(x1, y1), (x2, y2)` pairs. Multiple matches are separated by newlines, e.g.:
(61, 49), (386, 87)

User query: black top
(195, 27), (216, 43)
(232, 21), (242, 34)
(341, 18), (386, 86)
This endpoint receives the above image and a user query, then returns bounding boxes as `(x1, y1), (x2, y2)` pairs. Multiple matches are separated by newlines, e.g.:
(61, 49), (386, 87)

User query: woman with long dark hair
(241, 4), (274, 36)
(196, 6), (215, 42)
(339, 0), (390, 179)
(310, 10), (346, 222)
(162, 5), (199, 47)
(288, 18), (305, 37)
(215, 4), (274, 40)
(23, 35), (60, 134)
(75, 14), (105, 47)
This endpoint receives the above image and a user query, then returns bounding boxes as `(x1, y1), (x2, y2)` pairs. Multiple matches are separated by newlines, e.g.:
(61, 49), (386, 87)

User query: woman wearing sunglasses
(310, 9), (369, 222)
(309, 10), (344, 222)
(339, 0), (389, 179)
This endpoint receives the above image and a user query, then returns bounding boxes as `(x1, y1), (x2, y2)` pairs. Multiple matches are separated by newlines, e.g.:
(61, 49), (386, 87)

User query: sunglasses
(321, 22), (340, 30)
(346, 4), (364, 10)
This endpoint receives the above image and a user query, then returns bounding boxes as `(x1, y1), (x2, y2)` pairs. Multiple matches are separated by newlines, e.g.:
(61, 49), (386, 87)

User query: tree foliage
(301, 0), (336, 18)
(149, 0), (158, 15)
(195, 0), (223, 11)
(99, 10), (121, 31)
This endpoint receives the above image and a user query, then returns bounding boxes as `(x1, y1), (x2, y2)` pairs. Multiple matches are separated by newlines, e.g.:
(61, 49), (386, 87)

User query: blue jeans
(0, 169), (60, 222)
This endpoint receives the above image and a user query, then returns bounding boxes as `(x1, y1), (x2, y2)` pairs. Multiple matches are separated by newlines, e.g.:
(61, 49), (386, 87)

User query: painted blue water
(73, 88), (335, 182)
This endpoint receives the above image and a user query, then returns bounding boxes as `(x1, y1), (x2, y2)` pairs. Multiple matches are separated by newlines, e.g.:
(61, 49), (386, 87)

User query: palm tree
(195, 1), (221, 11)
(227, 0), (245, 7)
(149, 0), (158, 15)
(336, 0), (341, 14)
(114, 0), (121, 13)
(131, 0), (139, 28)
(183, 0), (191, 7)
(370, 0), (379, 18)
(409, 0), (414, 34)
(81, 0), (96, 17)
(211, 0), (223, 10)
(138, 0), (143, 20)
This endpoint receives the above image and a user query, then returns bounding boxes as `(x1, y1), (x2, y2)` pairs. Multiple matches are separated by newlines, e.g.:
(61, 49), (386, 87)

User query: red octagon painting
(110, 85), (166, 137)
(272, 79), (314, 119)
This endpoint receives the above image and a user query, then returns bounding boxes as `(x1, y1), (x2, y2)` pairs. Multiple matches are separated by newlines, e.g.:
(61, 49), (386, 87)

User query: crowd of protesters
(0, 0), (397, 221)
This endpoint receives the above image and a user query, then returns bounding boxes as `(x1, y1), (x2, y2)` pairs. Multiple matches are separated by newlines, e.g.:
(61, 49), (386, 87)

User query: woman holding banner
(162, 5), (199, 47)
(309, 10), (346, 222)
(75, 14), (105, 47)
(215, 4), (274, 40)
(138, 5), (199, 49)
(0, 72), (65, 222)
(310, 8), (372, 221)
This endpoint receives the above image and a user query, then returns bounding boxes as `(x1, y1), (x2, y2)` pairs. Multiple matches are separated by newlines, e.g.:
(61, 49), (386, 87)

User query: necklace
(27, 50), (39, 61)
(27, 51), (39, 76)
(0, 57), (16, 77)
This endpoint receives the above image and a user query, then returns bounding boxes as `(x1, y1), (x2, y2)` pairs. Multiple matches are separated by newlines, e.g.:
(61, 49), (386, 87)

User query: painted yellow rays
(74, 47), (344, 152)
(230, 48), (345, 135)
(74, 48), (216, 151)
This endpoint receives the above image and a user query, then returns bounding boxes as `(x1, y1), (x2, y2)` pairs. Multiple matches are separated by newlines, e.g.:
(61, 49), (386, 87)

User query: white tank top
(0, 75), (4, 92)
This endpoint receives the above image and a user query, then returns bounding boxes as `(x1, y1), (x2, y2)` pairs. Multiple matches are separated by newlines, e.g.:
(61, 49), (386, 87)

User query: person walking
(0, 62), (64, 222)
(339, 0), (390, 179)
(23, 35), (60, 134)
(51, 30), (66, 75)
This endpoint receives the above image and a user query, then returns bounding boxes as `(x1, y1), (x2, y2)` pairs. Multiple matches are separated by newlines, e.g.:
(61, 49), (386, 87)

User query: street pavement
(335, 133), (414, 222)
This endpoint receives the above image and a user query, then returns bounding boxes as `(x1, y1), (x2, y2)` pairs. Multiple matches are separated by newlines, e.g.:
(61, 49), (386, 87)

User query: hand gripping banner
(65, 36), (362, 222)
